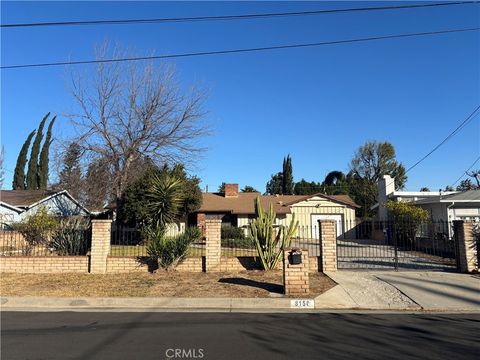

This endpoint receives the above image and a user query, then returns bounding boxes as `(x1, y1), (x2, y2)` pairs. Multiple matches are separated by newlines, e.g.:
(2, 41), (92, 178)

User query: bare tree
(67, 44), (208, 200)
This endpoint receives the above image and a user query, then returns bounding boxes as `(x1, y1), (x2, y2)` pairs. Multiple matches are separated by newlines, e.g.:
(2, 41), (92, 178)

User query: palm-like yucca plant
(249, 197), (299, 270)
(144, 172), (184, 232)
(143, 172), (197, 271)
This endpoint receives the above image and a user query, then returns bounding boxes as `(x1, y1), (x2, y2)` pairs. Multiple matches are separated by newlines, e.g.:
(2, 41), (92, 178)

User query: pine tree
(26, 113), (49, 190)
(12, 130), (36, 190)
(38, 116), (56, 189)
(282, 155), (294, 195)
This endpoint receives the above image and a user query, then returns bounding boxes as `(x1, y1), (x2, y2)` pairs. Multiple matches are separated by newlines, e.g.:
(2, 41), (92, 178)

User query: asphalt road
(1, 312), (479, 360)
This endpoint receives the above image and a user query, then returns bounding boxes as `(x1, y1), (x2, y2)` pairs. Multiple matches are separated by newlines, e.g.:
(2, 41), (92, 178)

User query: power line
(451, 155), (480, 187)
(2, 2), (477, 28)
(404, 105), (480, 175)
(2, 27), (479, 70)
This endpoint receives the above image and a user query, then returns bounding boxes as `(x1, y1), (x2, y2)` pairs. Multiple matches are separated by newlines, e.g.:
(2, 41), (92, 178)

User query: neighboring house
(0, 190), (89, 226)
(195, 183), (360, 239)
(413, 190), (480, 222)
(375, 174), (479, 224)
(375, 175), (459, 220)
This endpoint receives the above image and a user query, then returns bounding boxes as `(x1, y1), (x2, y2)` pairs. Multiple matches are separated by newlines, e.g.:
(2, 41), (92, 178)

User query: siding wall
(237, 197), (356, 238)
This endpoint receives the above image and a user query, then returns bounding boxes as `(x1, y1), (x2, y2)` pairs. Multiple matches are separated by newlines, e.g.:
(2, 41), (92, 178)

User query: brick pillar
(90, 219), (112, 274)
(319, 220), (337, 272)
(205, 219), (221, 272)
(197, 213), (206, 236)
(283, 248), (309, 295)
(454, 220), (478, 273)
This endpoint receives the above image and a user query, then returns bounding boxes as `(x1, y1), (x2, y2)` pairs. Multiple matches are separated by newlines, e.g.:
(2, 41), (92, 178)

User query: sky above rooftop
(1, 1), (479, 193)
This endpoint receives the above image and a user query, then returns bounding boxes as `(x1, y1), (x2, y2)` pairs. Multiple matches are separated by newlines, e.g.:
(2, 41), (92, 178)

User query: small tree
(386, 201), (429, 247)
(241, 185), (259, 193)
(142, 173), (200, 271)
(265, 172), (283, 195)
(118, 164), (202, 226)
(249, 197), (299, 270)
(15, 207), (58, 255)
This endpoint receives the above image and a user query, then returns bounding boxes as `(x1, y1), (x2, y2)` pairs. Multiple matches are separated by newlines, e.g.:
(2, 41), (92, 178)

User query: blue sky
(1, 1), (479, 193)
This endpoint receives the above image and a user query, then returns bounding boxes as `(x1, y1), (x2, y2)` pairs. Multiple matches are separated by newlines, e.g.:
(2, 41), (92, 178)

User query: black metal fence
(0, 228), (91, 257)
(337, 220), (457, 270)
(110, 223), (205, 257)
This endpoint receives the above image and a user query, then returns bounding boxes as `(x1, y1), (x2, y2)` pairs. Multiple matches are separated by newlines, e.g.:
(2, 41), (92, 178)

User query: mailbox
(288, 248), (302, 265)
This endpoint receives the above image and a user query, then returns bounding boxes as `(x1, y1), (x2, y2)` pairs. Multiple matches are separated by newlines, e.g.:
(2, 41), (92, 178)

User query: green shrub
(15, 207), (58, 255)
(50, 217), (91, 255)
(145, 226), (201, 271)
(221, 226), (245, 240)
(221, 236), (254, 249)
(386, 201), (430, 246)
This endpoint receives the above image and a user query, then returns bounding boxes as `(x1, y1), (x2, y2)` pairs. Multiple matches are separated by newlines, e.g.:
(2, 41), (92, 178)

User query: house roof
(413, 190), (480, 205)
(0, 190), (58, 208)
(197, 192), (359, 215)
(0, 189), (90, 214)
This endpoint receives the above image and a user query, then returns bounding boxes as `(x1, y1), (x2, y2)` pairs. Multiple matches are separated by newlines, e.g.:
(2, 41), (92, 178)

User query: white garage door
(311, 214), (343, 239)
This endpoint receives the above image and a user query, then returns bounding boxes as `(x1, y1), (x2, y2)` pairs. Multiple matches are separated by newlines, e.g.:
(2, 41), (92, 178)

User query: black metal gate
(336, 220), (458, 271)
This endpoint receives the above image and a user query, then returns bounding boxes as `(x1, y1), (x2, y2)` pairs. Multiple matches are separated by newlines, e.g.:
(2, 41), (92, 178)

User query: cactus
(249, 197), (299, 270)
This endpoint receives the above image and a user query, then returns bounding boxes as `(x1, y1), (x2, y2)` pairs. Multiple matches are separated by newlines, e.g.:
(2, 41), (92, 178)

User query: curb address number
(290, 299), (314, 309)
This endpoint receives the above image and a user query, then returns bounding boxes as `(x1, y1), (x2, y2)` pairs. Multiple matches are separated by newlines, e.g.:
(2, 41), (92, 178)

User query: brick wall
(319, 220), (337, 272)
(106, 256), (204, 273)
(283, 248), (309, 295)
(0, 256), (88, 273)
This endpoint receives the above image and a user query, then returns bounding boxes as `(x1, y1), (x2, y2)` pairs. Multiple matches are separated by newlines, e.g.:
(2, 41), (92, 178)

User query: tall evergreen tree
(26, 113), (49, 190)
(38, 116), (56, 189)
(12, 130), (36, 190)
(282, 155), (294, 195)
(265, 172), (283, 195)
(57, 142), (83, 200)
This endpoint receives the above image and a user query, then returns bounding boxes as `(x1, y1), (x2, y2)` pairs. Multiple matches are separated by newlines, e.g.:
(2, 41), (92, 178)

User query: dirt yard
(0, 271), (335, 298)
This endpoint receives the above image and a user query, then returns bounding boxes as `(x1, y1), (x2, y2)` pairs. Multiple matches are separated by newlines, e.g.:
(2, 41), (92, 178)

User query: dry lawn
(0, 271), (335, 298)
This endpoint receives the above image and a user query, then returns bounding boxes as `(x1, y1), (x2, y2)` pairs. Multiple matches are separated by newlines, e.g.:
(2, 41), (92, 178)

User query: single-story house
(375, 175), (479, 222)
(0, 190), (89, 226)
(413, 190), (480, 222)
(194, 183), (360, 239)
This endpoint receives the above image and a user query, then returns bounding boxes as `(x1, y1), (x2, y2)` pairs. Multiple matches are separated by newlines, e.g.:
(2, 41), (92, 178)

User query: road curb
(0, 295), (425, 312)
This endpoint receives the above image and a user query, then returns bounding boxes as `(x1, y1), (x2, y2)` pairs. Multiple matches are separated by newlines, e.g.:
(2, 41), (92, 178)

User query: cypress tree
(12, 130), (36, 190)
(282, 154), (294, 195)
(38, 116), (56, 189)
(26, 112), (49, 190)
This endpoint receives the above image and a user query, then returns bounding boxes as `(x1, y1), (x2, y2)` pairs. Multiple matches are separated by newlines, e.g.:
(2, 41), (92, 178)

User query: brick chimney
(224, 183), (239, 198)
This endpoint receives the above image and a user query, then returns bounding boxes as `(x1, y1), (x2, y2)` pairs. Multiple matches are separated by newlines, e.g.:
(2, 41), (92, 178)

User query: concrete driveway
(325, 271), (480, 311)
(376, 272), (480, 311)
